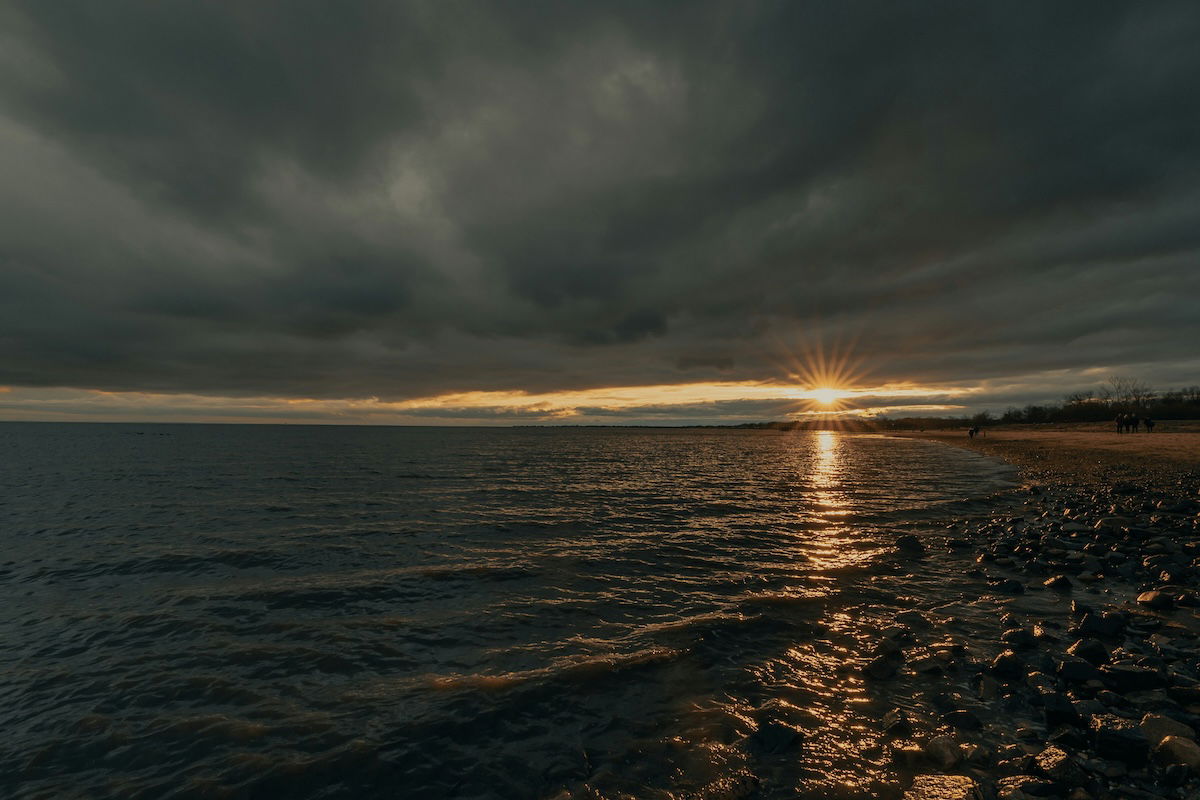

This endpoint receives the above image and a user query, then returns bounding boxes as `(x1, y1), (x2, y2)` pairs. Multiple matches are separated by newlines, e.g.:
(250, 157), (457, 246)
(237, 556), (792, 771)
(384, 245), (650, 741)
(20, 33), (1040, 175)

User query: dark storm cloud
(1, 1), (1198, 413)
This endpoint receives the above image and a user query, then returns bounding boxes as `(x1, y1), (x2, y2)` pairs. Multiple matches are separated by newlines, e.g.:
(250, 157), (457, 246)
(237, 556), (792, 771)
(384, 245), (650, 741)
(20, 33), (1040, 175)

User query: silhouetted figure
(1129, 414), (1140, 433)
(1115, 415), (1124, 434)
(968, 427), (977, 439)
(1145, 417), (1155, 433)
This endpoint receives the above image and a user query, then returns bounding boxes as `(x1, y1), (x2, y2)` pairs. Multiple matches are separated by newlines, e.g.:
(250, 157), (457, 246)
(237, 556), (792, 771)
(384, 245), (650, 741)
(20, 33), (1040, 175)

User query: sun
(810, 387), (842, 406)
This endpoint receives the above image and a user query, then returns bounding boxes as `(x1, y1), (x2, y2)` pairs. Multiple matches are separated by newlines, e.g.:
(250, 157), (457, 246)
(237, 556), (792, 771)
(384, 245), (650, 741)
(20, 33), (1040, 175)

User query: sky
(1, 2), (1198, 426)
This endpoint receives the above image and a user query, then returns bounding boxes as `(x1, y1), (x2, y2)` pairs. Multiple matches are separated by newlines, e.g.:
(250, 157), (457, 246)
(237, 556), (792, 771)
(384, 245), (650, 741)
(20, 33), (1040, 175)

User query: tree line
(993, 376), (1200, 425)
(869, 377), (1199, 429)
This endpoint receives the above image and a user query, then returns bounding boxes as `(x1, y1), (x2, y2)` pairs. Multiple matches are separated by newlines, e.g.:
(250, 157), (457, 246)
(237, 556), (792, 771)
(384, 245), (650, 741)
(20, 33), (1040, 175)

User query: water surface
(0, 424), (1017, 799)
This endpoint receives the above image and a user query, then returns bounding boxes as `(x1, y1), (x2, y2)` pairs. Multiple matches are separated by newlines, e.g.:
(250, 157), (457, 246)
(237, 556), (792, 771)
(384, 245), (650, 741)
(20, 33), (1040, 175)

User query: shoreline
(866, 429), (1200, 798)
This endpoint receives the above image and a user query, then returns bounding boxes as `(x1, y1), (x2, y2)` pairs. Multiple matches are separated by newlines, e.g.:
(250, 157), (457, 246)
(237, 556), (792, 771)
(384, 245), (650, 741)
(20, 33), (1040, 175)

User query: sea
(0, 423), (1020, 799)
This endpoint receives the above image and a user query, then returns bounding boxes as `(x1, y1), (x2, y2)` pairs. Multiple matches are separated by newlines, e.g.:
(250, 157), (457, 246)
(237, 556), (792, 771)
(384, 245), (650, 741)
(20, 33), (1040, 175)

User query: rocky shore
(873, 430), (1200, 799)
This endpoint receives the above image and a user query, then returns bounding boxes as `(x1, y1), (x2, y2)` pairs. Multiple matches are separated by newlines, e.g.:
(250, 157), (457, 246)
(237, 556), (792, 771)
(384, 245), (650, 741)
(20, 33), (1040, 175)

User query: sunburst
(768, 327), (871, 425)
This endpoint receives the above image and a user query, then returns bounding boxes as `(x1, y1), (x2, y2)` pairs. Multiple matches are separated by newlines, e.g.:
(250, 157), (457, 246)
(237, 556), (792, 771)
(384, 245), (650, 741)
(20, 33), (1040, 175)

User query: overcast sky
(1, 2), (1198, 425)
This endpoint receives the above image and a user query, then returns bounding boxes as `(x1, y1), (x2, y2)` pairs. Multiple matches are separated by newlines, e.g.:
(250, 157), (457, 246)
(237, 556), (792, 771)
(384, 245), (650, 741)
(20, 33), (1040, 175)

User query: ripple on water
(0, 424), (1017, 798)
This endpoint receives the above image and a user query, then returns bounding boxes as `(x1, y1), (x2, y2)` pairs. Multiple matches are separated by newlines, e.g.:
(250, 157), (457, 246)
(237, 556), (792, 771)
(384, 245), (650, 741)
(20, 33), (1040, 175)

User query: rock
(749, 720), (803, 754)
(960, 742), (990, 766)
(882, 708), (913, 738)
(1066, 638), (1110, 666)
(1099, 664), (1164, 693)
(1153, 735), (1200, 772)
(1089, 713), (1150, 763)
(1044, 574), (1072, 590)
(862, 655), (898, 680)
(923, 735), (961, 769)
(1040, 690), (1082, 728)
(1034, 745), (1086, 786)
(1071, 611), (1126, 639)
(992, 578), (1025, 594)
(903, 775), (982, 800)
(910, 655), (943, 675)
(1057, 656), (1100, 683)
(1001, 627), (1038, 650)
(1137, 590), (1173, 610)
(991, 650), (1024, 679)
(891, 744), (925, 769)
(941, 709), (982, 731)
(896, 535), (925, 555)
(996, 775), (1057, 798)
(1141, 712), (1195, 745)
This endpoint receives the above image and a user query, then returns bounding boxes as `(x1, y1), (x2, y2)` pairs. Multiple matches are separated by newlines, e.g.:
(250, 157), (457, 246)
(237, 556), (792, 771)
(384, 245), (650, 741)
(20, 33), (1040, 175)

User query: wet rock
(749, 720), (803, 754)
(910, 655), (943, 675)
(991, 650), (1025, 680)
(1040, 690), (1082, 728)
(862, 655), (898, 680)
(992, 578), (1025, 594)
(1056, 656), (1100, 683)
(1044, 574), (1072, 591)
(960, 742), (990, 766)
(923, 735), (961, 769)
(895, 535), (925, 555)
(882, 708), (913, 738)
(1153, 735), (1200, 772)
(1140, 713), (1195, 745)
(1089, 713), (1150, 763)
(1034, 745), (1086, 786)
(891, 744), (925, 769)
(1099, 664), (1164, 693)
(1069, 613), (1123, 639)
(1001, 627), (1038, 650)
(1137, 590), (1173, 610)
(941, 709), (982, 731)
(1066, 638), (1110, 666)
(996, 775), (1056, 798)
(903, 775), (981, 800)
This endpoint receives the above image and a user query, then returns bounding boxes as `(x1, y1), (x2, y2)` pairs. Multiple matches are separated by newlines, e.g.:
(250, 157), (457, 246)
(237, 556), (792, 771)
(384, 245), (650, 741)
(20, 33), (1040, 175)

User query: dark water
(0, 424), (1017, 799)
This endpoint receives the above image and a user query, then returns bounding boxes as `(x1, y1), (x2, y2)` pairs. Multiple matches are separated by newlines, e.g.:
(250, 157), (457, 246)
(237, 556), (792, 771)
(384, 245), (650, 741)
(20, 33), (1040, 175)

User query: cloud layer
(1, 2), (1198, 422)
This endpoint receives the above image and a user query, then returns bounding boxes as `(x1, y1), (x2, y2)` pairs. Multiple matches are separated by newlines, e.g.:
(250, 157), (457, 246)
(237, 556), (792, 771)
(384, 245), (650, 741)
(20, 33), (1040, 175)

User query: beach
(876, 425), (1200, 799)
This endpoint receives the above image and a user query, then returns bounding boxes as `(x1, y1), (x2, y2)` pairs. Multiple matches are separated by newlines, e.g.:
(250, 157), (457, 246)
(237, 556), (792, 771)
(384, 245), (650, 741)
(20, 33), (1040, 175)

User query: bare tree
(1105, 376), (1153, 409)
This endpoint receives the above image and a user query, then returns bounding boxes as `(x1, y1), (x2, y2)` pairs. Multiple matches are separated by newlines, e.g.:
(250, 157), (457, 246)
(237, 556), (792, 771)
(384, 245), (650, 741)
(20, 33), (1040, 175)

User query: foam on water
(0, 424), (1017, 799)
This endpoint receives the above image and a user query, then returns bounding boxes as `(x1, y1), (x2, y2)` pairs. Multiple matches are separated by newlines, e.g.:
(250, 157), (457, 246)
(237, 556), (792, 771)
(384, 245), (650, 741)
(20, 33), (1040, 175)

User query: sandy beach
(895, 425), (1200, 485)
(870, 425), (1200, 798)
